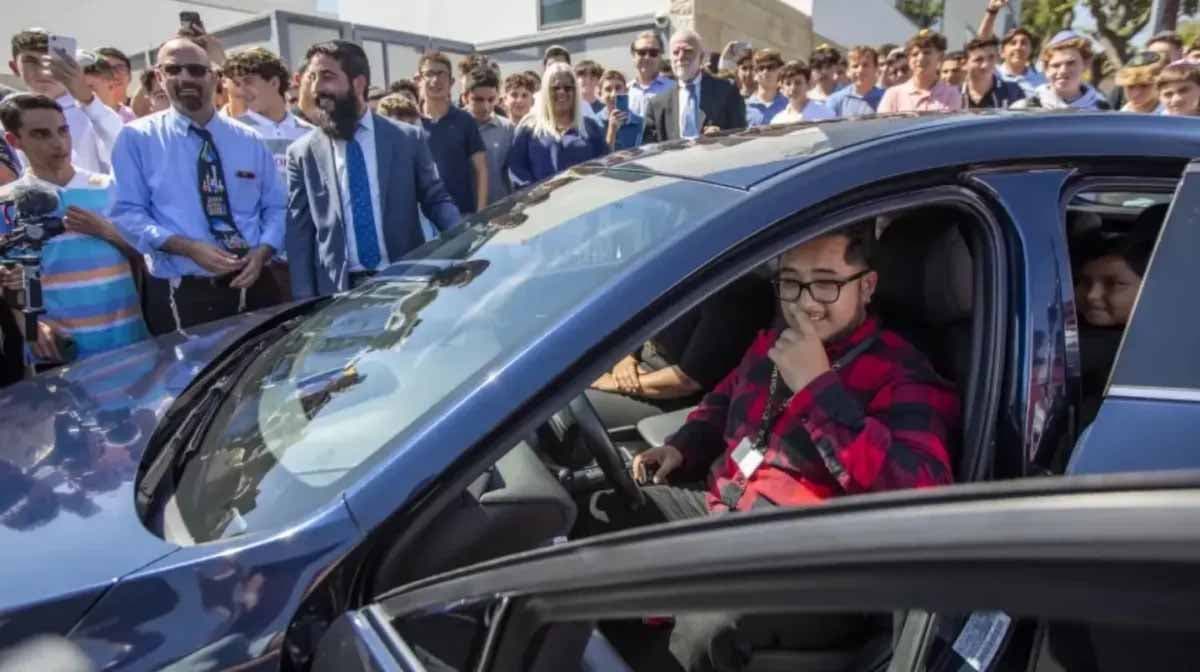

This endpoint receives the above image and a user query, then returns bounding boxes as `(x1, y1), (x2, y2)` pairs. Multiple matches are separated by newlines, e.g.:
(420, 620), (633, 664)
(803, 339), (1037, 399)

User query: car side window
(1106, 175), (1200, 392)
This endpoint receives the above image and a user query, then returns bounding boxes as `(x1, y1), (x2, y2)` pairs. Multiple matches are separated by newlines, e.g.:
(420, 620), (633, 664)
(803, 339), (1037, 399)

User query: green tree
(897, 0), (945, 28)
(1179, 19), (1200, 49)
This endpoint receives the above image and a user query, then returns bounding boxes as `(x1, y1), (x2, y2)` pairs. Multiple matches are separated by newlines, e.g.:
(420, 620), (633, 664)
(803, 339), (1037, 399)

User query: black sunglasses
(771, 270), (869, 304)
(160, 63), (209, 78)
(635, 49), (661, 58)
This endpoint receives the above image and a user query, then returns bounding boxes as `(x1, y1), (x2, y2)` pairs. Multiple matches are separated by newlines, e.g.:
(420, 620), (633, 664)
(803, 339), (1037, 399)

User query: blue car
(3, 112), (1200, 671)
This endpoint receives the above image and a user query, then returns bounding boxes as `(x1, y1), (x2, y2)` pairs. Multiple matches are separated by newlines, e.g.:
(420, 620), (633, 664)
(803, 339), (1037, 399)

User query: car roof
(588, 111), (1200, 189)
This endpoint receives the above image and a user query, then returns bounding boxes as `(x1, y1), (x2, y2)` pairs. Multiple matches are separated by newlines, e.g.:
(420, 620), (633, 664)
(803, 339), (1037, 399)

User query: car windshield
(167, 170), (732, 544)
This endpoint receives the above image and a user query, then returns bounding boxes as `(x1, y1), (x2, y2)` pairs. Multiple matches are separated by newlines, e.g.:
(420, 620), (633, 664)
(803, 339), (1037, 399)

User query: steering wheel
(567, 394), (647, 509)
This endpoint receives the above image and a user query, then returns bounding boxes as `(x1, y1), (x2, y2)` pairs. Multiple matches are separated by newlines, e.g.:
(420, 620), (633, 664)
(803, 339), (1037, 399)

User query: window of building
(539, 0), (583, 28)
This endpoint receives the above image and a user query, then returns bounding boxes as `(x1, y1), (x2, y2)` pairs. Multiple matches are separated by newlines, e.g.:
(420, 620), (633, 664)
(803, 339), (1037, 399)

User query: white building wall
(338, 0), (653, 44)
(806, 0), (916, 48)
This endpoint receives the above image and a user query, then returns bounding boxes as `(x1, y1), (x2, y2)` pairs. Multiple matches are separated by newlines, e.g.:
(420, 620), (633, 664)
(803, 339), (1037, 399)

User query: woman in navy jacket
(508, 62), (608, 187)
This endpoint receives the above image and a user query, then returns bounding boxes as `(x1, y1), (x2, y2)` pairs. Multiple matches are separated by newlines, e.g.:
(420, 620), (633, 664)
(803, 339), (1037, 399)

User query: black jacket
(643, 73), (747, 143)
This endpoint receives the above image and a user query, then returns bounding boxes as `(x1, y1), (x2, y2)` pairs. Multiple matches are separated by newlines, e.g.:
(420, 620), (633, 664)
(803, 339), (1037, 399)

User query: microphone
(9, 181), (65, 244)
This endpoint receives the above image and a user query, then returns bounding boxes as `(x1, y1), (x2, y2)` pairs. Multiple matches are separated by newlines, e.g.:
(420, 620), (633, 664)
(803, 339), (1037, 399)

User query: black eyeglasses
(160, 63), (209, 78)
(771, 270), (869, 304)
(635, 49), (661, 58)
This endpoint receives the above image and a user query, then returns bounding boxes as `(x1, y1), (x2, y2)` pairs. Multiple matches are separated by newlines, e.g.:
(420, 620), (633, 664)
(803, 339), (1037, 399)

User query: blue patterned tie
(682, 82), (700, 139)
(346, 136), (381, 270)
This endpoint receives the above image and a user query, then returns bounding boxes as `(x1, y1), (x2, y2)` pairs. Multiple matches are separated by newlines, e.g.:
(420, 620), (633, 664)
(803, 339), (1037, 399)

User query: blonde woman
(508, 62), (607, 187)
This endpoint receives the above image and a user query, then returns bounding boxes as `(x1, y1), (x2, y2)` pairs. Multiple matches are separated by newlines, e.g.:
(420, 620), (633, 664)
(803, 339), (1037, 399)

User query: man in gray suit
(286, 40), (460, 299)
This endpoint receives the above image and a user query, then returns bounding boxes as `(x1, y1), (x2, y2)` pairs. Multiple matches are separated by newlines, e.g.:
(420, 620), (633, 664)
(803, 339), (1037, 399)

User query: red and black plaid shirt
(667, 316), (960, 512)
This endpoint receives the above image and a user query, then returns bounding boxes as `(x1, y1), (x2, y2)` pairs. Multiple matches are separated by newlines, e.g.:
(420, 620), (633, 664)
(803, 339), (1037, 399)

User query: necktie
(346, 136), (381, 270)
(190, 125), (248, 255)
(682, 82), (700, 139)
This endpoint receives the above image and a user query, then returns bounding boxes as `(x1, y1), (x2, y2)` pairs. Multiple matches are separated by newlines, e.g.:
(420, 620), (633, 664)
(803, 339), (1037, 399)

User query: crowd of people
(0, 0), (1198, 387)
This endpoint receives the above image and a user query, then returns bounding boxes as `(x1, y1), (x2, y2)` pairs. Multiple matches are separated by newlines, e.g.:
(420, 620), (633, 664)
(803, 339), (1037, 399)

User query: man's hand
(592, 372), (619, 392)
(230, 245), (272, 289)
(46, 52), (93, 104)
(0, 264), (23, 292)
(631, 444), (684, 484)
(612, 354), (642, 395)
(63, 206), (113, 239)
(32, 319), (67, 362)
(987, 0), (1008, 12)
(767, 312), (831, 393)
(184, 239), (246, 276)
(609, 109), (629, 129)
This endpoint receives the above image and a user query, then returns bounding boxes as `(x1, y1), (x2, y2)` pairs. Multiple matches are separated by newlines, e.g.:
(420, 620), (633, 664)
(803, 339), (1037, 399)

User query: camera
(653, 11), (671, 30)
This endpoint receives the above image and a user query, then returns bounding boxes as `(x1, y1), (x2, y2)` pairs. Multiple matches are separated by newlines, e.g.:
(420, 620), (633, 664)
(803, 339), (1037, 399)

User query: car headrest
(923, 225), (973, 326)
(874, 216), (973, 327)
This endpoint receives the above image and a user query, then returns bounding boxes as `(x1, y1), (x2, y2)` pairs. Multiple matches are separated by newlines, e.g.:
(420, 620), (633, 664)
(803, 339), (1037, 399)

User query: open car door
(314, 472), (1200, 672)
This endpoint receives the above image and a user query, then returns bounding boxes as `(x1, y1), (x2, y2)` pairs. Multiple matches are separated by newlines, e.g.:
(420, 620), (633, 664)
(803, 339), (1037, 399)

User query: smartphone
(615, 93), (629, 113)
(47, 34), (77, 62)
(180, 11), (205, 33)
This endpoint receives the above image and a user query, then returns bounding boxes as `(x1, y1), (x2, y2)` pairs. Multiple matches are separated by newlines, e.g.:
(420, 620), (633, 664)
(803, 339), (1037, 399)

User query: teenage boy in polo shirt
(771, 60), (835, 124)
(961, 37), (1024, 109)
(574, 60), (606, 116)
(826, 46), (884, 117)
(1010, 32), (1110, 111)
(464, 67), (514, 205)
(878, 29), (963, 113)
(502, 73), (535, 126)
(418, 51), (487, 215)
(226, 48), (314, 181)
(745, 49), (788, 127)
(597, 70), (645, 151)
(0, 93), (148, 367)
(808, 45), (844, 102)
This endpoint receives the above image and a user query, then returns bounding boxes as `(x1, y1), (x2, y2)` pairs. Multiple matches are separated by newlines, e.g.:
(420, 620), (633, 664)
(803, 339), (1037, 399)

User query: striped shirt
(1, 170), (149, 360)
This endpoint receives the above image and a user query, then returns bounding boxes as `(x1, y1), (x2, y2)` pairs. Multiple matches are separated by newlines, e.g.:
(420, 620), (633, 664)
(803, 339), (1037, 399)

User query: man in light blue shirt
(111, 38), (286, 335)
(996, 28), (1047, 98)
(628, 31), (673, 116)
(827, 46), (885, 117)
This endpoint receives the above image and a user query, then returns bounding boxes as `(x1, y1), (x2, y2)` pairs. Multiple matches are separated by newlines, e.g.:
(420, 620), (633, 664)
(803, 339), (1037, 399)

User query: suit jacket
(286, 114), (461, 299)
(643, 73), (748, 143)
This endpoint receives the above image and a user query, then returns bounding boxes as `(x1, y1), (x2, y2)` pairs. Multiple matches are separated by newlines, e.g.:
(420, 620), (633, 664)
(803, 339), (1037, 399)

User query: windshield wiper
(136, 328), (280, 510)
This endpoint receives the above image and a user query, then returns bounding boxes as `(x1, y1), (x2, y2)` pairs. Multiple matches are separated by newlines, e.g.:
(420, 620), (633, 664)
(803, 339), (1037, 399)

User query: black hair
(10, 30), (47, 59)
(543, 45), (571, 66)
(466, 66), (500, 92)
(810, 46), (843, 70)
(305, 40), (370, 89)
(0, 93), (64, 134)
(841, 220), (876, 268)
(225, 47), (291, 97)
(1074, 204), (1164, 278)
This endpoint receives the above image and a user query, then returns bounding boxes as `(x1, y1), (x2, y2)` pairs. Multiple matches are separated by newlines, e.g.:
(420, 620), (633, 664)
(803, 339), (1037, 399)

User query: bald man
(110, 38), (286, 334)
(644, 30), (746, 142)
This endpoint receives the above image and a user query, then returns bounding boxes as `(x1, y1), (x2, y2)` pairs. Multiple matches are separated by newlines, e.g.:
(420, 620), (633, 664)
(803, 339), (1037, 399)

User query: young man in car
(744, 48), (788, 127)
(0, 94), (148, 369)
(878, 29), (963, 113)
(961, 37), (1024, 109)
(585, 222), (958, 523)
(1011, 32), (1110, 111)
(585, 223), (960, 670)
(826, 46), (884, 117)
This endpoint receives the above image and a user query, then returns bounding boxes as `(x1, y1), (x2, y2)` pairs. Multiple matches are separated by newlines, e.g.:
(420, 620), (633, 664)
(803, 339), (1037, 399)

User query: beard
(170, 82), (209, 112)
(316, 89), (362, 140)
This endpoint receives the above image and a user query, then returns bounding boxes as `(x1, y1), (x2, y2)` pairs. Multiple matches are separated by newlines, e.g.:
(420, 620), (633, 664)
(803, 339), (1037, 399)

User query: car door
(1070, 159), (1200, 476)
(312, 472), (1200, 672)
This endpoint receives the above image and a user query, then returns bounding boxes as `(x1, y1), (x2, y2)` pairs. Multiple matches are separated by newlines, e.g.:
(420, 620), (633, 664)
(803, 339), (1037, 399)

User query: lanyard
(751, 333), (879, 452)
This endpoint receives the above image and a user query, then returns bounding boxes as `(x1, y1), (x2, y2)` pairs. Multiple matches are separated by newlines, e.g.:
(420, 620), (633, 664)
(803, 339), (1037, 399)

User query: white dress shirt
(677, 74), (703, 138)
(330, 110), (387, 272)
(58, 93), (124, 174)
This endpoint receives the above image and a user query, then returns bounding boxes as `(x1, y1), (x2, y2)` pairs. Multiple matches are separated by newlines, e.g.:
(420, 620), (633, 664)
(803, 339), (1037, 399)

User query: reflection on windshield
(173, 170), (731, 543)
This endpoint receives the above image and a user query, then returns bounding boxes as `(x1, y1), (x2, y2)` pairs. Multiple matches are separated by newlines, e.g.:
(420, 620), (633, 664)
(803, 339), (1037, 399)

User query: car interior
(368, 201), (1002, 671)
